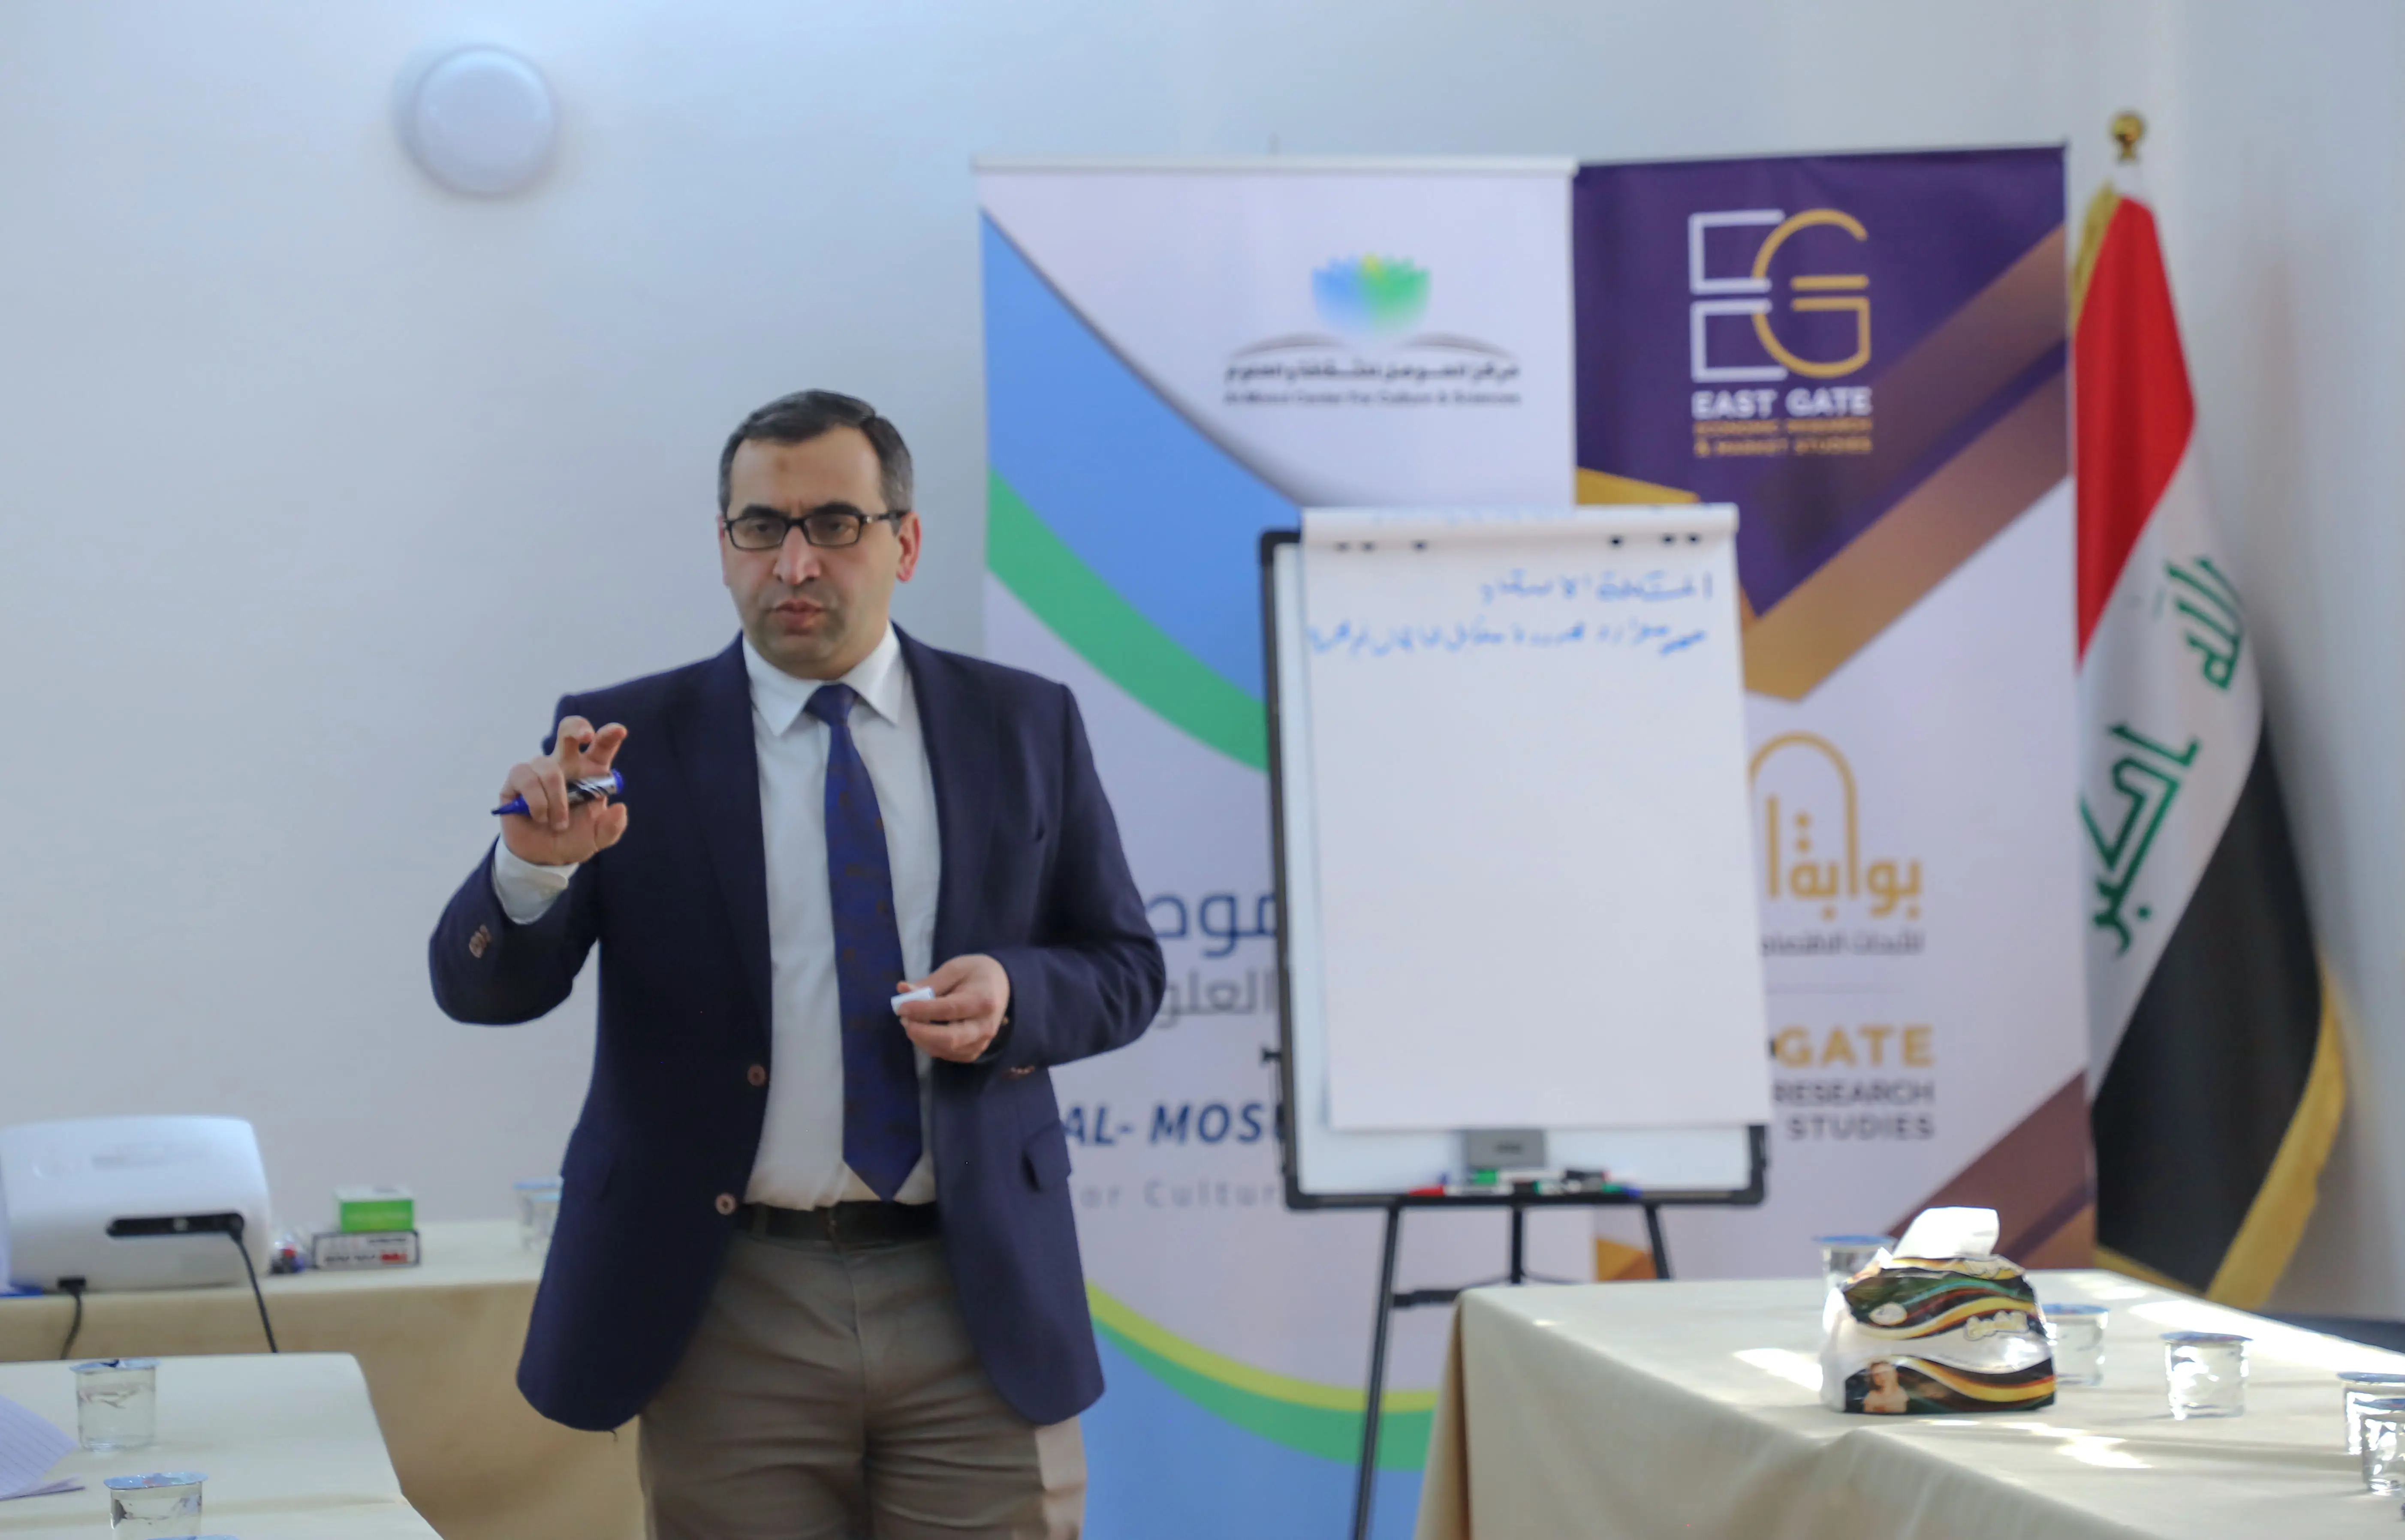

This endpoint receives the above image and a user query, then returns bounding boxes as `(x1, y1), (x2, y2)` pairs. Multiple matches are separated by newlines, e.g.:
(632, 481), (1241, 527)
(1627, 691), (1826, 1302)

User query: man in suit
(429, 389), (1163, 1539)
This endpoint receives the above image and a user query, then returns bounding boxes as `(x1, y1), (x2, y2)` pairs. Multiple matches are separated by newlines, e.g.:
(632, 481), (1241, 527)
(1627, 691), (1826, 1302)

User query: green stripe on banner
(987, 469), (1268, 771)
(1088, 1284), (1435, 1469)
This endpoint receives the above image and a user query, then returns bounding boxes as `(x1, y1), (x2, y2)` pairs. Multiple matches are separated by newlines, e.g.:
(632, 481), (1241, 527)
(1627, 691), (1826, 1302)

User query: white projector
(0, 1116), (272, 1292)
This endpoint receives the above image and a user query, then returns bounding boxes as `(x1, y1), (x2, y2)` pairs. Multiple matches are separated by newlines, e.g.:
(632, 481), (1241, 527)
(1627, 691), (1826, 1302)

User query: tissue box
(1821, 1253), (2055, 1414)
(1819, 1207), (2054, 1415)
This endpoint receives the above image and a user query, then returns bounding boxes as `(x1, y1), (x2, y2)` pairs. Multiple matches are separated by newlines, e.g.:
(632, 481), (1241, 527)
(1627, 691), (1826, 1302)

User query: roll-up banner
(976, 147), (2084, 1538)
(1571, 149), (2089, 1283)
(979, 160), (1584, 1538)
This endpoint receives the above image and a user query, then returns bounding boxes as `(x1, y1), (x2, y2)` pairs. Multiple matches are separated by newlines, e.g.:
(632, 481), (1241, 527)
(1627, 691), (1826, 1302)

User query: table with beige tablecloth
(1416, 1268), (2405, 1540)
(0, 1221), (639, 1540)
(0, 1352), (436, 1538)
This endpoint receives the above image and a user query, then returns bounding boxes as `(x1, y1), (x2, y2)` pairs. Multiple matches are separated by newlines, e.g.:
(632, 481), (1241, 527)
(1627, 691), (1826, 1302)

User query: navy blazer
(428, 630), (1163, 1431)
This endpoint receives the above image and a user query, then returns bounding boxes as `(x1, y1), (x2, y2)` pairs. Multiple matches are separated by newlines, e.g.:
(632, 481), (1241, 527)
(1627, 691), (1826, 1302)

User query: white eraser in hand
(891, 987), (936, 1014)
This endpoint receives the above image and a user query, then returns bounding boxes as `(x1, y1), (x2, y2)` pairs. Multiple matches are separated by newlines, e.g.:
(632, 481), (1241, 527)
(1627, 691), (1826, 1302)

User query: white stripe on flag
(2078, 444), (2264, 1080)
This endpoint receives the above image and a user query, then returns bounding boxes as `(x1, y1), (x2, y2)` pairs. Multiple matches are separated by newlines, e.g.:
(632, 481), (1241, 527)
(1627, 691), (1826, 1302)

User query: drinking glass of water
(516, 1177), (563, 1250)
(2341, 1371), (2405, 1454)
(2041, 1304), (2107, 1387)
(104, 1471), (204, 1538)
(2163, 1331), (2248, 1419)
(72, 1359), (158, 1452)
(2361, 1398), (2405, 1494)
(1814, 1235), (1892, 1293)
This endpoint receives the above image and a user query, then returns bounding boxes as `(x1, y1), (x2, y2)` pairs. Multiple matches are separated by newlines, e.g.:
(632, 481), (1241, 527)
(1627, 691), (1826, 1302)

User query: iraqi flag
(2075, 170), (2343, 1306)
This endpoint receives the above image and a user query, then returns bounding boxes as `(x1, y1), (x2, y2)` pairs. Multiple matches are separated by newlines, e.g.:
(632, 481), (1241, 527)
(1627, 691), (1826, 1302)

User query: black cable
(225, 1222), (278, 1353)
(57, 1280), (86, 1361)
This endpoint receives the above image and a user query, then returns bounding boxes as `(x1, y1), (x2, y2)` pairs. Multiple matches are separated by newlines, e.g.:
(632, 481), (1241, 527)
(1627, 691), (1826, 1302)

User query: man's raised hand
(497, 715), (630, 867)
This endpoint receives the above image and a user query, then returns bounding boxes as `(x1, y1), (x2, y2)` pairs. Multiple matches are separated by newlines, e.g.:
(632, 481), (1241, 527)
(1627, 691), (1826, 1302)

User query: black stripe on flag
(2091, 736), (2321, 1289)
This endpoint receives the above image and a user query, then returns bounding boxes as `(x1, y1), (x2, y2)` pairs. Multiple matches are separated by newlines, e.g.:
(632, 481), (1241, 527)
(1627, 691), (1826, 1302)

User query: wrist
(490, 840), (576, 926)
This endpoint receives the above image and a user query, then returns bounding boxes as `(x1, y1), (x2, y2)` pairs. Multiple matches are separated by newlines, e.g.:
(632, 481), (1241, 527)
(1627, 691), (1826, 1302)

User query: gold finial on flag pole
(2075, 115), (2145, 324)
(2110, 111), (2146, 164)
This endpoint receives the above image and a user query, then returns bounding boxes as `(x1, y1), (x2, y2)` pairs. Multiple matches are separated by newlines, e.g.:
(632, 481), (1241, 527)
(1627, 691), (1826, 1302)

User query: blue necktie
(805, 683), (922, 1200)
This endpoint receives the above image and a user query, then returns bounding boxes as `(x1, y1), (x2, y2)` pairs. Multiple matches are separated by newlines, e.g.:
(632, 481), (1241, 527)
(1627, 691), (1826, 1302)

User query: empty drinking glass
(516, 1178), (562, 1250)
(104, 1471), (204, 1539)
(2163, 1331), (2249, 1419)
(2340, 1371), (2405, 1454)
(2362, 1398), (2405, 1493)
(1815, 1234), (1892, 1292)
(2042, 1304), (2107, 1387)
(72, 1359), (157, 1452)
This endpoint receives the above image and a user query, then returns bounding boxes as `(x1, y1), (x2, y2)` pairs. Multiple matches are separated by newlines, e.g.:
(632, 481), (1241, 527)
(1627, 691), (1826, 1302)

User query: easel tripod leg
(1351, 1201), (1402, 1540)
(1643, 1201), (1672, 1280)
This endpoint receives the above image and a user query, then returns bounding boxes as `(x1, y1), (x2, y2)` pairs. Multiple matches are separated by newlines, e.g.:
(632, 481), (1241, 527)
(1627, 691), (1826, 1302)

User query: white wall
(2, 0), (2397, 1309)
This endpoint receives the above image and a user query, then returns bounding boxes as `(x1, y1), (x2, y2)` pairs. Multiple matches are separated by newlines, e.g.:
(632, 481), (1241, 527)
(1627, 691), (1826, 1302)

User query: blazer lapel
(901, 628), (996, 964)
(675, 638), (773, 1041)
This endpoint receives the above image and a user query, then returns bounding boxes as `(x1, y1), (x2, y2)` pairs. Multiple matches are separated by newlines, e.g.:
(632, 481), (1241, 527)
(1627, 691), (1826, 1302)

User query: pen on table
(492, 771), (623, 817)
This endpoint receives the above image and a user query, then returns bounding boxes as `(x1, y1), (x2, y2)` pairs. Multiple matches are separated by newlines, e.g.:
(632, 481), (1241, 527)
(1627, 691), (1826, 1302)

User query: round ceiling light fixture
(395, 45), (557, 197)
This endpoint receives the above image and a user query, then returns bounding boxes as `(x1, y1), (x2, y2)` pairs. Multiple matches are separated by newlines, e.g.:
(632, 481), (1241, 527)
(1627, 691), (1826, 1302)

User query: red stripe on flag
(2076, 196), (2196, 655)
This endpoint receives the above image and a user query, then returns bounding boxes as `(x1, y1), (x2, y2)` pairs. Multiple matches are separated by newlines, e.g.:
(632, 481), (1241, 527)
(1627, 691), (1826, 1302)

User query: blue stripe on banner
(980, 214), (1296, 696)
(1084, 1336), (1428, 1540)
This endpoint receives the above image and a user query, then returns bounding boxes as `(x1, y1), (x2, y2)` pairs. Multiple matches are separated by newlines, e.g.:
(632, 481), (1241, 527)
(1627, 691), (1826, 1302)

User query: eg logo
(1688, 209), (1870, 384)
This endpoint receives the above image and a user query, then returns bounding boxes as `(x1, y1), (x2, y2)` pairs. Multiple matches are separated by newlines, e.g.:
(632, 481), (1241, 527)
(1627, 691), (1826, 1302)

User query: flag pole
(2074, 105), (2346, 1308)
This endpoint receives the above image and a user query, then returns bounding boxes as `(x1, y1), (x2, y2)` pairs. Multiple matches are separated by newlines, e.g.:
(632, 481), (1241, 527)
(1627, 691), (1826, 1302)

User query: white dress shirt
(492, 624), (942, 1207)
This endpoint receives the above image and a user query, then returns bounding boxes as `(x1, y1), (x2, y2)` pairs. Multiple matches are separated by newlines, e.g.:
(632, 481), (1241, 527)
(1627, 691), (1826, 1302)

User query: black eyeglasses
(722, 503), (909, 551)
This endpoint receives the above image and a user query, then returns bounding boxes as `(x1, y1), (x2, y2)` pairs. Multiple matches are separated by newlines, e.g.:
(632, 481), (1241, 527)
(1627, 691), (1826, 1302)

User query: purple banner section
(1575, 149), (2066, 614)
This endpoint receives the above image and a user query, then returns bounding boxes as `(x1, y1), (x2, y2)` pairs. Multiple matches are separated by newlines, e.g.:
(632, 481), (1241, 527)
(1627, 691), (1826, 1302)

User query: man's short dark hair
(718, 390), (913, 514)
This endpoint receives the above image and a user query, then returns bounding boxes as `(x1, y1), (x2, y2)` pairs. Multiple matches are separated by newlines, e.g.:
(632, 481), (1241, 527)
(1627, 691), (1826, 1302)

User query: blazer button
(467, 925), (492, 959)
(714, 1194), (738, 1217)
(746, 1063), (768, 1088)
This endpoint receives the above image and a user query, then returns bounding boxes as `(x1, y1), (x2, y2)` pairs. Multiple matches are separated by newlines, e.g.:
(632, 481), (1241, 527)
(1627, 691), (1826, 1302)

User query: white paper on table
(0, 1478), (82, 1501)
(0, 1393), (75, 1499)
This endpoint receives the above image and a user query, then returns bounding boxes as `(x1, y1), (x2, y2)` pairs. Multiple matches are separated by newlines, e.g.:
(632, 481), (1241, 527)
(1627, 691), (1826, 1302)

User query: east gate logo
(1688, 208), (1872, 384)
(1685, 209), (1877, 460)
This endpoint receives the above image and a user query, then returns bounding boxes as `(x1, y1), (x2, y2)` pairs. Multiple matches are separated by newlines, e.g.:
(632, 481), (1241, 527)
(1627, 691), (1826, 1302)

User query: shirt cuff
(491, 842), (576, 926)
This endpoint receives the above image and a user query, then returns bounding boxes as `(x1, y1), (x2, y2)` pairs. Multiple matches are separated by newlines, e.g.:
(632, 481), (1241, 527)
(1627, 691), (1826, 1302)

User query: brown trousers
(640, 1229), (1085, 1540)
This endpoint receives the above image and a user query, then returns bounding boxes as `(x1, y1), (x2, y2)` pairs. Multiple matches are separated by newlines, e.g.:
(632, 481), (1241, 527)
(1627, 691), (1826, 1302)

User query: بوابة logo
(1311, 255), (1430, 335)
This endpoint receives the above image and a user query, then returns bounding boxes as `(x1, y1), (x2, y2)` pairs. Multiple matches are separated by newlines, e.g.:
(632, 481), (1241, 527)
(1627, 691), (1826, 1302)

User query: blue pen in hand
(493, 771), (624, 817)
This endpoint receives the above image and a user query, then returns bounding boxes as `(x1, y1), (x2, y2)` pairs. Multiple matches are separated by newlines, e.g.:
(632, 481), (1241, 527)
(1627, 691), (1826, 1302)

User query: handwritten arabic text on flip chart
(1293, 506), (1771, 1135)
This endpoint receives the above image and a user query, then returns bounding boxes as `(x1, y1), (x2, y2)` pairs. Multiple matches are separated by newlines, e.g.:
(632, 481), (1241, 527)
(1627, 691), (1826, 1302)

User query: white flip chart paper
(1299, 506), (1771, 1132)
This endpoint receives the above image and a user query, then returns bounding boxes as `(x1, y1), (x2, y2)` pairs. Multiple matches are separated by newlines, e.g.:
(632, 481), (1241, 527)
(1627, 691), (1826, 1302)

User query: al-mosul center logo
(1224, 255), (1520, 409)
(1312, 254), (1429, 334)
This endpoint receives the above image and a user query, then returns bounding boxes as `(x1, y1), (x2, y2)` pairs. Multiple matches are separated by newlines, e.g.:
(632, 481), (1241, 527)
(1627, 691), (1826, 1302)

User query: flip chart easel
(1258, 519), (1771, 1540)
